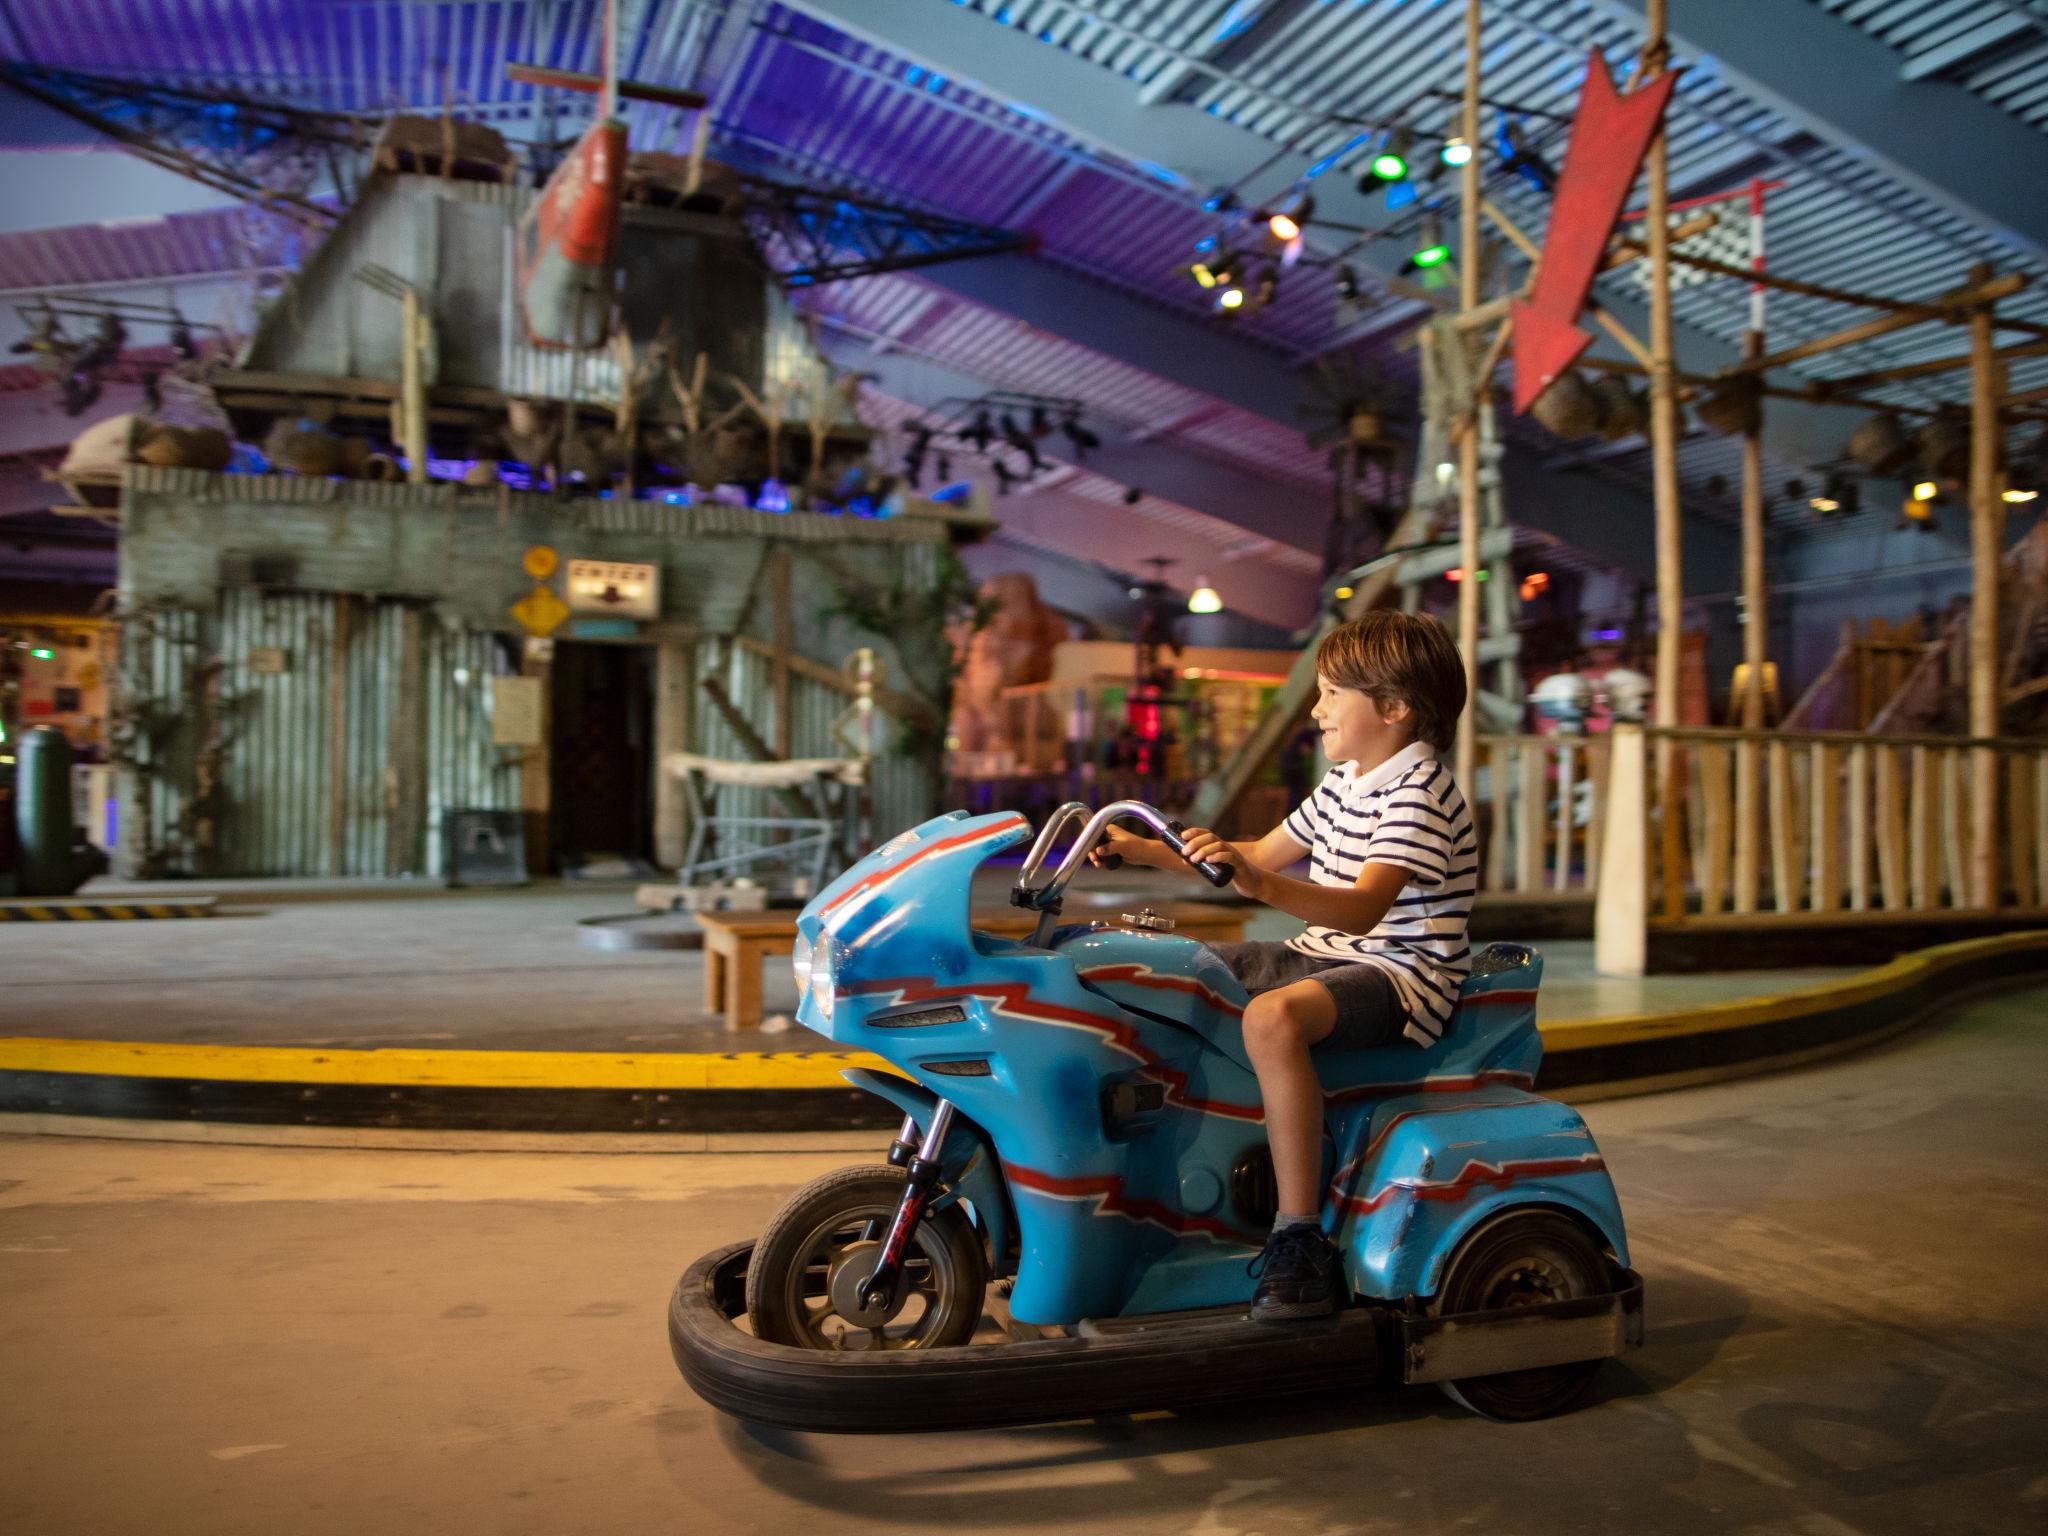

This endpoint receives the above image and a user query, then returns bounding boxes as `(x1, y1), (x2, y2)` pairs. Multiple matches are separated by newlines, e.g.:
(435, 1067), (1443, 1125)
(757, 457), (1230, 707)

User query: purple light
(1591, 627), (1624, 642)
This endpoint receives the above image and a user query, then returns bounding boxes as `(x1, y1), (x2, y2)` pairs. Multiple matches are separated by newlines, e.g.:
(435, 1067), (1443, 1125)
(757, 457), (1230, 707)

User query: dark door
(548, 641), (655, 869)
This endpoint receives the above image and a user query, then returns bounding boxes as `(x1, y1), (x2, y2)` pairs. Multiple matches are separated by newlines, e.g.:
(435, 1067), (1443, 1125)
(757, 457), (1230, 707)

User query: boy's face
(1311, 673), (1416, 767)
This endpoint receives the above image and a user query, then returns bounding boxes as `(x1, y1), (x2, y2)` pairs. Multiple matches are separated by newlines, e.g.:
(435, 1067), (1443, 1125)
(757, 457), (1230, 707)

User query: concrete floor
(3, 875), (1862, 1050)
(4, 984), (2045, 1535)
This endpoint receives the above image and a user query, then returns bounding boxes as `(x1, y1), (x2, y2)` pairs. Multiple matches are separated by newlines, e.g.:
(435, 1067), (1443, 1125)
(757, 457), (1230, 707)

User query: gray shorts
(1206, 940), (1409, 1051)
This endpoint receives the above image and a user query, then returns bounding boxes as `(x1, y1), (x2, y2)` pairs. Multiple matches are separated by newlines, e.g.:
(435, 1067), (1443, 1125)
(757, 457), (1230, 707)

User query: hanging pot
(1693, 376), (1761, 438)
(1530, 370), (1606, 440)
(1917, 413), (1970, 482)
(1591, 375), (1646, 440)
(1844, 412), (1912, 476)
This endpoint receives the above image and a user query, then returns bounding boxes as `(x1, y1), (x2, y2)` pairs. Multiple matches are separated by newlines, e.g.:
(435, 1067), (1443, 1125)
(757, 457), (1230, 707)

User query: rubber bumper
(668, 1242), (1384, 1434)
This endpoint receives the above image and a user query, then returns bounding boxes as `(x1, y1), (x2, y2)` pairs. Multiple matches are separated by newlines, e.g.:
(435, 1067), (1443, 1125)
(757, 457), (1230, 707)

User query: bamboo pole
(1969, 265), (2004, 909)
(400, 286), (428, 485)
(1740, 332), (1767, 730)
(1642, 2), (1681, 749)
(1455, 0), (1482, 801)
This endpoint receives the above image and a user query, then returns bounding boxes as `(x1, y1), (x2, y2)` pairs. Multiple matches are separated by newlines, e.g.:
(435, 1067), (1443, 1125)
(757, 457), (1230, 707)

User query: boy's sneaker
(1248, 1224), (1345, 1321)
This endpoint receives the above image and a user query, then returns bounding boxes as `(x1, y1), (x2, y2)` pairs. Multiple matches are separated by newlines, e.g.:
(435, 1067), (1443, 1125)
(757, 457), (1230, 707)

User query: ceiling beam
(1899, 14), (2037, 83)
(1596, 0), (2048, 265)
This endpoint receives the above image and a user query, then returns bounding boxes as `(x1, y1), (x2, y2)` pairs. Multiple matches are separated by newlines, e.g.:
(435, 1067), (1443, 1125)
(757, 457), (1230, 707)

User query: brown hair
(1314, 611), (1467, 751)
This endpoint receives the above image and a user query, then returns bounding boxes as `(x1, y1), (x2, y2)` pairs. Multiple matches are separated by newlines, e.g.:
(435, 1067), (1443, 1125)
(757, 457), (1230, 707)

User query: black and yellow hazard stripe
(0, 898), (216, 921)
(0, 930), (2042, 1134)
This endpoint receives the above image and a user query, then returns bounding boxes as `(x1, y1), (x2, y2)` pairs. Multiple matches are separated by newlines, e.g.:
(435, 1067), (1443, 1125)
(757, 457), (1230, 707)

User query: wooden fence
(1593, 724), (2048, 974)
(1476, 734), (1609, 897)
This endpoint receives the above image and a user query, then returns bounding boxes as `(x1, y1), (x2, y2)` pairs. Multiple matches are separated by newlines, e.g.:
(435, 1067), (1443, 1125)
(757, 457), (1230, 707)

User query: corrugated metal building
(113, 466), (966, 879)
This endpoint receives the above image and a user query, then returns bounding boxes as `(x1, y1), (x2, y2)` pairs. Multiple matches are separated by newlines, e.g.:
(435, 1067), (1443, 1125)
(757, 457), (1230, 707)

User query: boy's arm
(1091, 821), (1305, 873)
(1177, 827), (1408, 933)
(1239, 860), (1408, 935)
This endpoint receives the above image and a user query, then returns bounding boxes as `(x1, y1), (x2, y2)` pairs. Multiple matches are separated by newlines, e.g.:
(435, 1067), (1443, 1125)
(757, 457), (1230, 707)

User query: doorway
(548, 640), (656, 871)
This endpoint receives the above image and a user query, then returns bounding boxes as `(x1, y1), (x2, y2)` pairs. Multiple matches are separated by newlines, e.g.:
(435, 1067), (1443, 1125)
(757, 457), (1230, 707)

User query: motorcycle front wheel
(745, 1165), (987, 1351)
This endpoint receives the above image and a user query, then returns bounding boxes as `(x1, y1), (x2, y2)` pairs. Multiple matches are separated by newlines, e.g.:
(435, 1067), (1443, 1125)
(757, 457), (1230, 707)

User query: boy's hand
(1090, 823), (1157, 870)
(1176, 827), (1265, 900)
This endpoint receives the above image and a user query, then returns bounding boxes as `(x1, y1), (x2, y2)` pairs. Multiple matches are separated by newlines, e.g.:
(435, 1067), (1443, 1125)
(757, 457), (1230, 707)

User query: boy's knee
(1243, 989), (1322, 1056)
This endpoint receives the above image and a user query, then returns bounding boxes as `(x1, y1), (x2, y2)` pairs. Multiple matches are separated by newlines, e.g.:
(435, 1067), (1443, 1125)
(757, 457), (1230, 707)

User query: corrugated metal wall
(688, 637), (932, 857)
(120, 591), (518, 878)
(114, 607), (202, 878)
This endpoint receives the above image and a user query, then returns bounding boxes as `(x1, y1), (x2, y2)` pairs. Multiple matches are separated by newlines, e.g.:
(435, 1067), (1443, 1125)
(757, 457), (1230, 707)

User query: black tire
(670, 1242), (1383, 1433)
(1434, 1210), (1609, 1421)
(745, 1164), (986, 1351)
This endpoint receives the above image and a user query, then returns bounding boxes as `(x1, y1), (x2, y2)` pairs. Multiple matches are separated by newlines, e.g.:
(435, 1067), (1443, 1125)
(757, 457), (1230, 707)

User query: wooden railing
(1593, 725), (2048, 974)
(1476, 734), (1609, 897)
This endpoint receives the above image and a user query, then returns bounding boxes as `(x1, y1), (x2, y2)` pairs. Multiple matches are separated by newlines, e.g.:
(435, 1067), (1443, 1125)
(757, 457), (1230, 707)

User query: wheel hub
(826, 1240), (907, 1328)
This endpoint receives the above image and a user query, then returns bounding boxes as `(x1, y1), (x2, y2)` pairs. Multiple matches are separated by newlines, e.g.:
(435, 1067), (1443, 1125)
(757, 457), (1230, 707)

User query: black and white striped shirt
(1281, 741), (1477, 1046)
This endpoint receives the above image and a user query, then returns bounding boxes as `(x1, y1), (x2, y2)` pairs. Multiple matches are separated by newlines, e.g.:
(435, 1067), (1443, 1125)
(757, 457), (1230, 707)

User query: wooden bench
(695, 904), (1249, 1030)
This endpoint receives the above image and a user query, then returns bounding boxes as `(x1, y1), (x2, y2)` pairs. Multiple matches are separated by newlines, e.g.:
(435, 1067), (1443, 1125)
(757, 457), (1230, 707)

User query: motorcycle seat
(1063, 931), (1543, 1088)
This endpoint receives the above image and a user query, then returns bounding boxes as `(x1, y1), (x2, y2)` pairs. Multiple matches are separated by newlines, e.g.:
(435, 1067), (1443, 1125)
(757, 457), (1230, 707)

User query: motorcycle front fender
(841, 1067), (1016, 1275)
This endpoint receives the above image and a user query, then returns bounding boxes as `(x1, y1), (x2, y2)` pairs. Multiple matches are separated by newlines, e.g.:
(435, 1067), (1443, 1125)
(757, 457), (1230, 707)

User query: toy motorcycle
(669, 802), (1642, 1432)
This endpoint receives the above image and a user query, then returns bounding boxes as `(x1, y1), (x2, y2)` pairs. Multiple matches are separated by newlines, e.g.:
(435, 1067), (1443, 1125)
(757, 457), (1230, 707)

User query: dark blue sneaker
(1248, 1225), (1345, 1321)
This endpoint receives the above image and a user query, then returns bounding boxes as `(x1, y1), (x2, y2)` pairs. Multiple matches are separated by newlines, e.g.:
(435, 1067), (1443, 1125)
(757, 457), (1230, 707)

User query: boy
(1093, 610), (1475, 1320)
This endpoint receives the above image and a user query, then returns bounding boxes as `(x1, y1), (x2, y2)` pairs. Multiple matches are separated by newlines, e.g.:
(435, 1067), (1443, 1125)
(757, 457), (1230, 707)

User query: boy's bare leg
(1241, 981), (1338, 1219)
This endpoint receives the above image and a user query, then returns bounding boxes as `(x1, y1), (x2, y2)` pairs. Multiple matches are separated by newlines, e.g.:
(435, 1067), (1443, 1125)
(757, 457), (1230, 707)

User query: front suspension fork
(858, 1100), (955, 1309)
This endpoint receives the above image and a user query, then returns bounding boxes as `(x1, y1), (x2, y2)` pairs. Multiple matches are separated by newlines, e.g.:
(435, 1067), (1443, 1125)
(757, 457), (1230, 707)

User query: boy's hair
(1314, 611), (1467, 752)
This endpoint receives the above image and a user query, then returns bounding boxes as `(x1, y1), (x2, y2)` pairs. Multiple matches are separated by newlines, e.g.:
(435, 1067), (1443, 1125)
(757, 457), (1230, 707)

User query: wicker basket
(1845, 412), (1913, 475)
(1529, 370), (1605, 439)
(1591, 375), (1646, 440)
(1693, 376), (1761, 438)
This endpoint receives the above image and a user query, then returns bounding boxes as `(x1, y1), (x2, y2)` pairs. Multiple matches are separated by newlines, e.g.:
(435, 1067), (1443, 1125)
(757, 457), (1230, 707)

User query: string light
(1187, 580), (1222, 615)
(1439, 136), (1472, 168)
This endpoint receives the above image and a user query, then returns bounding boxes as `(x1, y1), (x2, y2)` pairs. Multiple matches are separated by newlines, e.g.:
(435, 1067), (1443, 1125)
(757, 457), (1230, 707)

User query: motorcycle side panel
(1326, 1088), (1631, 1301)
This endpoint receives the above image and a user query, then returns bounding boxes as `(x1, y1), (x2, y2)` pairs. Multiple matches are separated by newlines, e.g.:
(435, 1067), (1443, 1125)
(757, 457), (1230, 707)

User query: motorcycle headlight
(792, 931), (814, 994)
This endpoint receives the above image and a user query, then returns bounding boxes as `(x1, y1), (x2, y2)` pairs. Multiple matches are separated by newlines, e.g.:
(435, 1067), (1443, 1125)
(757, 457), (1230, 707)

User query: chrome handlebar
(1013, 798), (1234, 910)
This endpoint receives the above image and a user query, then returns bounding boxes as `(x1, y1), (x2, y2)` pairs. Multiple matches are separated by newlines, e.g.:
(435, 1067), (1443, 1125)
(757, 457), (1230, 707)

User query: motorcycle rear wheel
(746, 1165), (987, 1351)
(1434, 1210), (1609, 1421)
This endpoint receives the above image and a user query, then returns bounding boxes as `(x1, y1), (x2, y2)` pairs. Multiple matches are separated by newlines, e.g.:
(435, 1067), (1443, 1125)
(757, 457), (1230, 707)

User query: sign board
(510, 582), (571, 637)
(490, 675), (545, 746)
(566, 559), (659, 620)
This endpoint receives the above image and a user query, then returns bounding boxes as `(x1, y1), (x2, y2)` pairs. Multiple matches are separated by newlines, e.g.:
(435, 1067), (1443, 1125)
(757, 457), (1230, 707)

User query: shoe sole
(1249, 1298), (1340, 1321)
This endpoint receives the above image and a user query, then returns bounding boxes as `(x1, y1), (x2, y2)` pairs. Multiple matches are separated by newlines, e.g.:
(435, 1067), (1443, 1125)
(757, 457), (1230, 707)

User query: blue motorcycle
(669, 802), (1642, 1431)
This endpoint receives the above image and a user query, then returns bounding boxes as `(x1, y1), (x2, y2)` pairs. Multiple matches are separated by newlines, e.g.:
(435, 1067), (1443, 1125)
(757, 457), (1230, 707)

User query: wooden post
(1516, 740), (1546, 892)
(1733, 737), (1761, 913)
(1642, 1), (1682, 744)
(1968, 266), (2003, 907)
(1875, 745), (1906, 910)
(1486, 737), (1511, 889)
(1554, 739), (1576, 893)
(1595, 724), (1649, 977)
(1455, 0), (1483, 799)
(1811, 741), (1841, 913)
(1699, 741), (1730, 915)
(1847, 742), (1871, 911)
(1740, 332), (1768, 730)
(1909, 744), (1935, 909)
(401, 286), (429, 485)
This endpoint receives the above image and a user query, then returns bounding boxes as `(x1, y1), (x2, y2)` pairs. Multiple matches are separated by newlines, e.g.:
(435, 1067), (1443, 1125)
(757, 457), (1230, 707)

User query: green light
(29, 647), (54, 660)
(1371, 151), (1409, 182)
(1411, 242), (1451, 269)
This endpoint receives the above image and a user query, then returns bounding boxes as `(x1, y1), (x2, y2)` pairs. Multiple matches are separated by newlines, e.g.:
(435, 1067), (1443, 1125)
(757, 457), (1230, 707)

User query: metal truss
(739, 180), (1036, 287)
(0, 63), (369, 228)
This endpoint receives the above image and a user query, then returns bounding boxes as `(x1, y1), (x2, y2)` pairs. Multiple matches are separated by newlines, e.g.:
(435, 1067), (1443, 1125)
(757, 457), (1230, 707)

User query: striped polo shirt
(1281, 740), (1477, 1046)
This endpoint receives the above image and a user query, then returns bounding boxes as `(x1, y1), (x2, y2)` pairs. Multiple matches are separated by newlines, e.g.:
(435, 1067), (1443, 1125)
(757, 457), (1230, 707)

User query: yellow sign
(522, 545), (560, 581)
(510, 582), (570, 637)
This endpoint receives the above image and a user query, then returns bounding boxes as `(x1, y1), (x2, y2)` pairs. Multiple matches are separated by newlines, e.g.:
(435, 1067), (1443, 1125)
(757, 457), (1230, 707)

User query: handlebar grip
(1163, 819), (1235, 888)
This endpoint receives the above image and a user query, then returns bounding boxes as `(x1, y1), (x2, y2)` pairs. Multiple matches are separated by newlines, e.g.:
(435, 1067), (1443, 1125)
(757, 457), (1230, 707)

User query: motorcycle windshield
(796, 811), (1034, 1030)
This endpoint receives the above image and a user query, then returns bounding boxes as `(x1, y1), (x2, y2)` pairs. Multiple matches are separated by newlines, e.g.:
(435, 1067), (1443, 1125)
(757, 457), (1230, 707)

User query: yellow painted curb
(1, 929), (2042, 1092)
